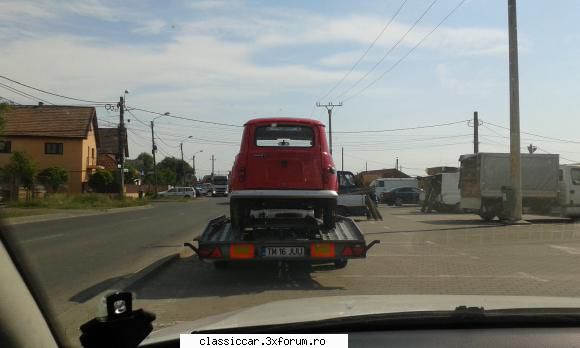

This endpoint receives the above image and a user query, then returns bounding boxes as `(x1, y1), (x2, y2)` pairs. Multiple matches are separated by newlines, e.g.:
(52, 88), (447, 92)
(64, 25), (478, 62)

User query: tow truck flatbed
(185, 215), (379, 269)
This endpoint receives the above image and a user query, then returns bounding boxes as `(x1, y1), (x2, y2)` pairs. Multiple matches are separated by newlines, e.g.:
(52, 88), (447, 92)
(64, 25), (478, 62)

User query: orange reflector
(341, 246), (353, 257)
(230, 244), (255, 259)
(311, 243), (335, 258)
(209, 247), (223, 258)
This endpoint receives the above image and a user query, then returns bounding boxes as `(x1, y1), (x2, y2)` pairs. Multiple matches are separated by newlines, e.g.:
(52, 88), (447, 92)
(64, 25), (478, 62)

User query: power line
(0, 75), (114, 104)
(335, 133), (471, 146)
(484, 121), (580, 145)
(0, 82), (54, 105)
(334, 119), (468, 134)
(535, 146), (578, 163)
(344, 141), (472, 152)
(335, 0), (439, 100)
(318, 0), (409, 102)
(125, 109), (151, 128)
(344, 0), (467, 102)
(127, 106), (242, 128)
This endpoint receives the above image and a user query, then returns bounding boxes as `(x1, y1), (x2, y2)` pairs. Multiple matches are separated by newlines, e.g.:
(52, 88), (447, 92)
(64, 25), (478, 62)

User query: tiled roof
(98, 127), (128, 156)
(2, 105), (97, 138)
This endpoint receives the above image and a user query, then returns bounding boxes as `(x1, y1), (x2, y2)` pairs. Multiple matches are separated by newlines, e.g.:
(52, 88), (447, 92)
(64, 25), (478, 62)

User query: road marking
(549, 245), (580, 255)
(456, 252), (480, 260)
(316, 274), (547, 282)
(517, 272), (549, 283)
(382, 225), (392, 229)
(367, 254), (464, 257)
(425, 240), (437, 245)
(21, 233), (65, 243)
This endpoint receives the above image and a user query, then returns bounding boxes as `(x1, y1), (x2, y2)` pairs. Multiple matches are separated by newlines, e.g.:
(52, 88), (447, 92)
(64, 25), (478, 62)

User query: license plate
(262, 247), (304, 258)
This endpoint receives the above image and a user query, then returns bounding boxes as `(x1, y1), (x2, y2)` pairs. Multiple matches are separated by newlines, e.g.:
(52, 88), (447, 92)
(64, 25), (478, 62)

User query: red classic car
(229, 118), (338, 229)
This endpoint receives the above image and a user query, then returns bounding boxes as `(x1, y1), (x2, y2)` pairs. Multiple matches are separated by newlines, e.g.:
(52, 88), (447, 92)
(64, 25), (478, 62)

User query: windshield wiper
(193, 306), (580, 334)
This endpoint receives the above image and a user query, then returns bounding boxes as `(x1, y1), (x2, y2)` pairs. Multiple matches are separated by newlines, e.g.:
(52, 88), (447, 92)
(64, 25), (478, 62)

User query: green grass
(7, 193), (148, 210)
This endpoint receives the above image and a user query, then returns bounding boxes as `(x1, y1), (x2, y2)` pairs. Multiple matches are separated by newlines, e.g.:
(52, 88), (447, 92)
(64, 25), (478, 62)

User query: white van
(370, 178), (418, 201)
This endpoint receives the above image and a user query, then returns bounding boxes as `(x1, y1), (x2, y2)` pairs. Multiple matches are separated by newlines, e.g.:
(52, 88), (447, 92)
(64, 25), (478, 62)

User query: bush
(37, 166), (68, 193)
(88, 170), (115, 193)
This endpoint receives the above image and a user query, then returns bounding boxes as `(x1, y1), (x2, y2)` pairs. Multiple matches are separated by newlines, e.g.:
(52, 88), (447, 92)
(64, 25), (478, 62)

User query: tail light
(341, 246), (353, 257)
(199, 247), (223, 259)
(322, 166), (335, 184)
(311, 243), (335, 258)
(238, 166), (246, 183)
(341, 244), (365, 257)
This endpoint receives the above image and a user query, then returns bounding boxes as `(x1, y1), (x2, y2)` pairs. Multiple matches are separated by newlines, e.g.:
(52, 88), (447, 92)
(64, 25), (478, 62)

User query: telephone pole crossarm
(316, 101), (343, 155)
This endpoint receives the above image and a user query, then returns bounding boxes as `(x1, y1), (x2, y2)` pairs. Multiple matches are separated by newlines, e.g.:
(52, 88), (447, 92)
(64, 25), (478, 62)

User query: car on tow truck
(184, 117), (379, 269)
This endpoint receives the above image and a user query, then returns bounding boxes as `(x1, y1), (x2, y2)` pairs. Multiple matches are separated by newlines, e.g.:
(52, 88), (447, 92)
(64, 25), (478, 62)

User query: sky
(2, 0), (580, 176)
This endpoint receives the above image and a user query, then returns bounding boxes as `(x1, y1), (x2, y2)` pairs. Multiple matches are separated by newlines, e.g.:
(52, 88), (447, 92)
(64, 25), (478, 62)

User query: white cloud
(132, 19), (167, 35)
(186, 0), (244, 11)
(435, 64), (497, 96)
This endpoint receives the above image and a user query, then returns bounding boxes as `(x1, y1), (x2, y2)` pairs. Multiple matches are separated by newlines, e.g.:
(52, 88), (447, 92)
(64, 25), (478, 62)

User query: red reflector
(239, 167), (246, 182)
(209, 247), (223, 258)
(198, 248), (211, 257)
(353, 245), (365, 257)
(230, 244), (255, 259)
(341, 246), (353, 257)
(311, 243), (335, 258)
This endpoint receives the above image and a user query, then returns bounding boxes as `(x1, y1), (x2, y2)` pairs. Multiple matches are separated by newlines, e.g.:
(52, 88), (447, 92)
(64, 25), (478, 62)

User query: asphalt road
(6, 198), (229, 316)
(6, 199), (580, 345)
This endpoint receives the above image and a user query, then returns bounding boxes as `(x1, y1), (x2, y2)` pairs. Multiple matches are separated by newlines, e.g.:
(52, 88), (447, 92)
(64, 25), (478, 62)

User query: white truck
(459, 153), (560, 221)
(559, 164), (580, 218)
(419, 172), (461, 212)
(370, 178), (418, 202)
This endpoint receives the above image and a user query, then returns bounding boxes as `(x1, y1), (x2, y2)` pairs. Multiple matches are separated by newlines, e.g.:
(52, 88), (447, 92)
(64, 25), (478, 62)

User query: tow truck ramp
(184, 215), (379, 269)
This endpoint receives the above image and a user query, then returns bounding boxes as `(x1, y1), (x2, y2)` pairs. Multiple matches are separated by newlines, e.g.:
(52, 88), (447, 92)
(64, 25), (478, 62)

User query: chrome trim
(230, 190), (338, 199)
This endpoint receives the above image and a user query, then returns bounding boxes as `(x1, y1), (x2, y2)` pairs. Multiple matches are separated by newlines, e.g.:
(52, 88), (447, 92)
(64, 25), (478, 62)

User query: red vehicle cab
(230, 118), (338, 229)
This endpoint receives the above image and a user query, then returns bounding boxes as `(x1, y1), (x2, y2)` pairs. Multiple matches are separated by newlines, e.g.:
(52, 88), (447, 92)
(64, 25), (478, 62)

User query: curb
(118, 253), (180, 291)
(5, 204), (153, 226)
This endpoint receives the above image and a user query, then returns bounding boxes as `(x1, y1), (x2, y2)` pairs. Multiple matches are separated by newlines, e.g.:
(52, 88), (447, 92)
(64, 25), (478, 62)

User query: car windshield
(1, 1), (579, 347)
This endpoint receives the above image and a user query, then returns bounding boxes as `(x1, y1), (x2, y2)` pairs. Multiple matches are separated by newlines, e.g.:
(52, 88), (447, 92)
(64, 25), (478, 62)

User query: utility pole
(508, 0), (522, 221)
(396, 157), (399, 171)
(316, 102), (342, 155)
(180, 142), (185, 186)
(341, 147), (344, 171)
(211, 155), (215, 176)
(365, 161), (368, 173)
(474, 111), (479, 153)
(150, 121), (158, 197)
(118, 96), (125, 198)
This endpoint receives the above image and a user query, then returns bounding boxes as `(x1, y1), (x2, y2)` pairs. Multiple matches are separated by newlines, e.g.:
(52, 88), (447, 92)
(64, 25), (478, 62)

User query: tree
(3, 151), (36, 200)
(88, 169), (115, 193)
(157, 156), (192, 185)
(37, 166), (68, 193)
(157, 168), (176, 186)
(127, 152), (154, 184)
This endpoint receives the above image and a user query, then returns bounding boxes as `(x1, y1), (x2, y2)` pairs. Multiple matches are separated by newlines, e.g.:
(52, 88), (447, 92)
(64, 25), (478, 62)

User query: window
(168, 188), (176, 193)
(45, 143), (63, 155)
(0, 140), (11, 153)
(377, 181), (385, 188)
(571, 168), (580, 185)
(91, 148), (95, 159)
(255, 125), (314, 147)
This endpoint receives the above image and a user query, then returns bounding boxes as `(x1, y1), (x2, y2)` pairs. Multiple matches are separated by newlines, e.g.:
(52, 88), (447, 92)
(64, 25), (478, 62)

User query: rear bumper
(230, 190), (338, 199)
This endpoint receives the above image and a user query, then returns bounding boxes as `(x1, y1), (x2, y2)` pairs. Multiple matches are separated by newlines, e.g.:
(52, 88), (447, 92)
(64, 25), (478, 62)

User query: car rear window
(255, 125), (314, 147)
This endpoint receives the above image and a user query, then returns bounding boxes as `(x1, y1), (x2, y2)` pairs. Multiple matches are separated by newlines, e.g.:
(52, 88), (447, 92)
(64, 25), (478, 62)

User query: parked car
(229, 118), (338, 229)
(195, 185), (208, 196)
(381, 187), (421, 206)
(158, 186), (197, 199)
